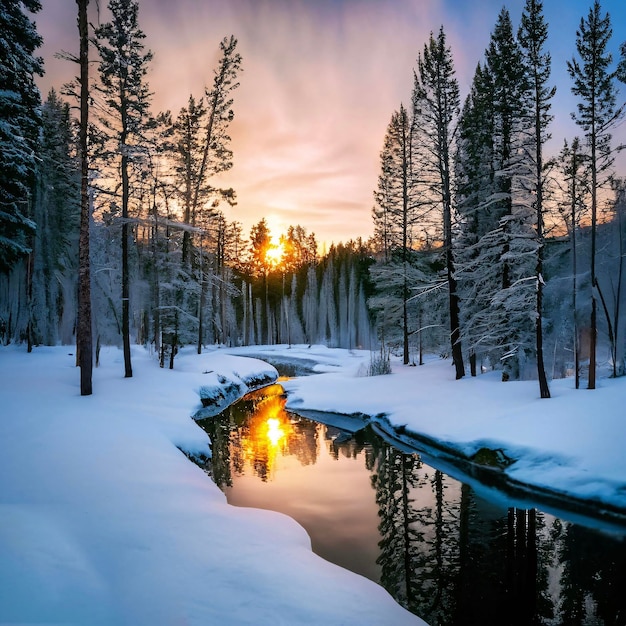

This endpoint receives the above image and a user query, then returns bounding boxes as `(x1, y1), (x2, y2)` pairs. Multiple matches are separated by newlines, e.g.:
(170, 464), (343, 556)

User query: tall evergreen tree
(413, 26), (465, 379)
(31, 90), (80, 347)
(457, 9), (535, 381)
(518, 0), (555, 398)
(0, 0), (43, 273)
(176, 36), (241, 266)
(455, 62), (495, 376)
(372, 105), (420, 364)
(567, 0), (623, 389)
(95, 0), (153, 378)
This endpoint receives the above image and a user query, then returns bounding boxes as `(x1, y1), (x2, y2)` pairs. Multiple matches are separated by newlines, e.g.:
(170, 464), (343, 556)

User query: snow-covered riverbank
(0, 345), (422, 625)
(2, 342), (625, 624)
(228, 344), (626, 519)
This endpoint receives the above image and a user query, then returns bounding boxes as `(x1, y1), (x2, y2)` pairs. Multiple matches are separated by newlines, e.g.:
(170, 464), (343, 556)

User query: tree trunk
(26, 247), (34, 353)
(588, 130), (597, 389)
(76, 0), (92, 395)
(570, 141), (580, 389)
(448, 255), (464, 379)
(441, 124), (464, 379)
(469, 351), (477, 377)
(535, 93), (550, 398)
(121, 118), (132, 378)
(197, 233), (204, 354)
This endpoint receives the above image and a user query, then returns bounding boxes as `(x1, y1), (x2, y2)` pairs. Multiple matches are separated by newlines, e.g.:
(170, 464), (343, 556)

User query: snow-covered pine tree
(95, 0), (154, 378)
(412, 26), (464, 379)
(454, 63), (495, 376)
(371, 106), (422, 364)
(485, 8), (536, 382)
(518, 0), (555, 397)
(567, 0), (623, 389)
(456, 8), (536, 381)
(0, 0), (43, 274)
(31, 90), (80, 346)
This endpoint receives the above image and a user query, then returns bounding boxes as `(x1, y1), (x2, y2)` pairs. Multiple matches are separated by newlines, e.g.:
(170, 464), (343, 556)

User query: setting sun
(264, 242), (285, 268)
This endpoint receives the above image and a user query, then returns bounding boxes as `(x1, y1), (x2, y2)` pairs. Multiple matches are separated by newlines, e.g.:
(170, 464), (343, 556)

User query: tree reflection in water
(198, 386), (626, 626)
(199, 384), (318, 487)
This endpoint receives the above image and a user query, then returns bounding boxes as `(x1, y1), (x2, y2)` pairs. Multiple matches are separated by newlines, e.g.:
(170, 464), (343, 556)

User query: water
(198, 384), (626, 626)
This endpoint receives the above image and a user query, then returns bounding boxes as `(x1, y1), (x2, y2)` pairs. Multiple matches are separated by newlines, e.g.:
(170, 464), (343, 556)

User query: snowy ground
(0, 345), (422, 626)
(2, 342), (625, 624)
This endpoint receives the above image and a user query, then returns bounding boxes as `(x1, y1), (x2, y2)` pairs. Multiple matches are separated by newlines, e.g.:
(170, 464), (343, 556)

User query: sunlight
(266, 417), (285, 447)
(232, 386), (296, 480)
(264, 242), (285, 269)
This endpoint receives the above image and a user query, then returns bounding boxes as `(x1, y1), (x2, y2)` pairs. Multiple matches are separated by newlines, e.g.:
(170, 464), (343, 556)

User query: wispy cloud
(36, 0), (626, 245)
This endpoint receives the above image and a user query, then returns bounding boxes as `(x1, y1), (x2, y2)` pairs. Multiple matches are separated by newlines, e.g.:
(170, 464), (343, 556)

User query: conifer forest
(2, 0), (626, 398)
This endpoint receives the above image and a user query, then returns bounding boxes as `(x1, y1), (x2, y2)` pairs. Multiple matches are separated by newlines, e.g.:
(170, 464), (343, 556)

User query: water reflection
(198, 385), (626, 626)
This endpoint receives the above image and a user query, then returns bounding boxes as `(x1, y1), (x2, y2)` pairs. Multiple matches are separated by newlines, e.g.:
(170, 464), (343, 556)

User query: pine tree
(518, 0), (555, 398)
(175, 36), (242, 266)
(31, 90), (80, 346)
(173, 94), (207, 259)
(0, 0), (43, 273)
(412, 26), (464, 379)
(455, 62), (495, 376)
(567, 0), (623, 389)
(95, 0), (153, 378)
(457, 9), (535, 381)
(372, 106), (420, 364)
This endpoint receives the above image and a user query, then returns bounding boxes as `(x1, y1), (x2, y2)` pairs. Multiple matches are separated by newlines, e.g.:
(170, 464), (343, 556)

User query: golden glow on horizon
(264, 242), (285, 269)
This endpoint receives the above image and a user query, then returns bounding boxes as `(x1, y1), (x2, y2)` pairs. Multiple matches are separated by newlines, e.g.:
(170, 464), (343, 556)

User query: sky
(1, 341), (625, 622)
(34, 0), (626, 247)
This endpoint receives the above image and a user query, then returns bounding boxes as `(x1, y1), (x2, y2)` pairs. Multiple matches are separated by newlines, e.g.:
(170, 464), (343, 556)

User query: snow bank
(0, 345), (421, 626)
(192, 354), (278, 419)
(253, 347), (626, 517)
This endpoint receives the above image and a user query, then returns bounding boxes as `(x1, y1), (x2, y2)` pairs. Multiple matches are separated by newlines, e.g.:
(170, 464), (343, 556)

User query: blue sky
(36, 0), (626, 245)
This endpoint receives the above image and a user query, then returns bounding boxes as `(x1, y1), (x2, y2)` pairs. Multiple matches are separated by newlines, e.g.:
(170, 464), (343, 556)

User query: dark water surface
(198, 384), (626, 626)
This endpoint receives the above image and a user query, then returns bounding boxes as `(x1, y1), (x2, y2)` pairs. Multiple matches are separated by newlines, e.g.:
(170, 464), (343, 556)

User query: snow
(2, 342), (626, 624)
(0, 345), (421, 625)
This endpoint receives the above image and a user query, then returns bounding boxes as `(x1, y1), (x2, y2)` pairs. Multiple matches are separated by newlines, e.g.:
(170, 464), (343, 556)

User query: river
(198, 383), (626, 626)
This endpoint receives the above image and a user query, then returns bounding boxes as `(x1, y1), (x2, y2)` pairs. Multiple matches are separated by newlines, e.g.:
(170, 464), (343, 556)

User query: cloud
(34, 0), (626, 246)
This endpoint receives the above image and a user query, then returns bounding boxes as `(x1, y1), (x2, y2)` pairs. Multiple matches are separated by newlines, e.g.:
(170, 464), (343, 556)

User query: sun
(265, 242), (285, 268)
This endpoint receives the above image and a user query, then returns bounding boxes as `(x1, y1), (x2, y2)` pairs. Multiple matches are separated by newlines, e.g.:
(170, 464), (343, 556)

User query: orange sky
(35, 0), (626, 248)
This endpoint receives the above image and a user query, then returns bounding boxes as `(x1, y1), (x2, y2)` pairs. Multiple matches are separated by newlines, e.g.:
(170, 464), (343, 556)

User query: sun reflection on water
(266, 417), (285, 446)
(233, 385), (302, 481)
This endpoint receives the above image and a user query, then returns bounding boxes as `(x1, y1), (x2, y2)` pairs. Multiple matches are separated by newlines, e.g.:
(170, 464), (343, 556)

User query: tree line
(0, 0), (376, 395)
(1, 0), (625, 397)
(370, 0), (626, 397)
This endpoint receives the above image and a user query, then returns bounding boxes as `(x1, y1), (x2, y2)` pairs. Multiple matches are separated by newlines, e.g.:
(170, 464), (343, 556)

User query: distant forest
(1, 0), (625, 398)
